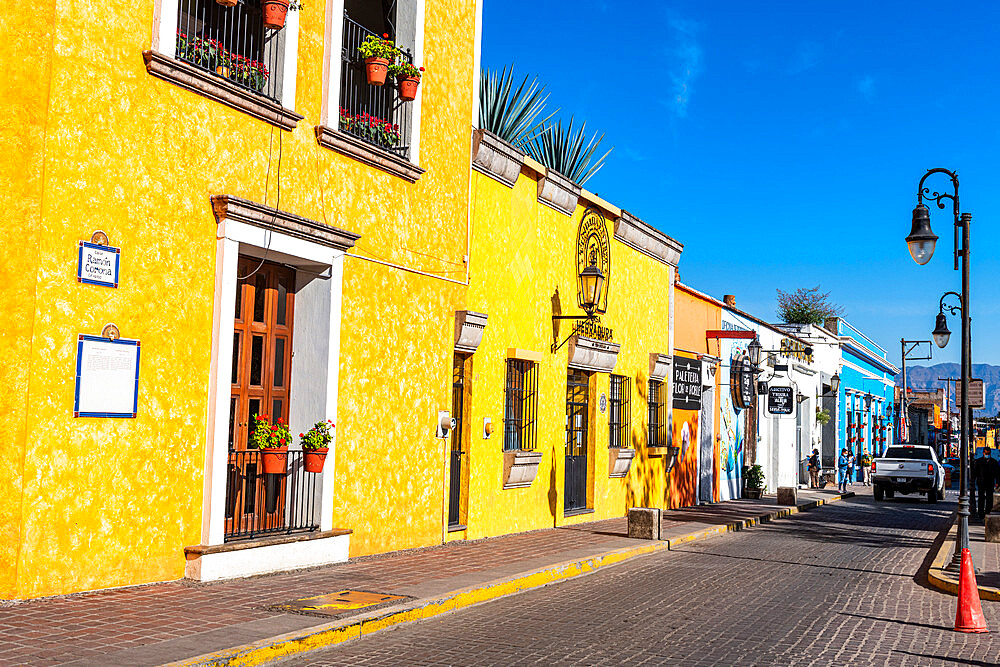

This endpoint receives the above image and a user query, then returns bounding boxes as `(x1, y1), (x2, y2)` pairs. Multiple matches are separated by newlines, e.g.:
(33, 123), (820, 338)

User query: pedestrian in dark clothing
(808, 449), (821, 488)
(973, 447), (1000, 519)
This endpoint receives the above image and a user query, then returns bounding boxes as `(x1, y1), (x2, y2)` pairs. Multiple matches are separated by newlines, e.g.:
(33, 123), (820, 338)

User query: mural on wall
(669, 409), (699, 508)
(719, 339), (748, 501)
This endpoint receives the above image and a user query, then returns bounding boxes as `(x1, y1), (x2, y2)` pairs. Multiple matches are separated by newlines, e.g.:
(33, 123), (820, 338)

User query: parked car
(872, 444), (945, 503)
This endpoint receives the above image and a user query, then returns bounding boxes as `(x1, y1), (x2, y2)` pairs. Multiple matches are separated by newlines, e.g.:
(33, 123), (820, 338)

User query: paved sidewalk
(0, 489), (850, 667)
(927, 491), (1000, 599)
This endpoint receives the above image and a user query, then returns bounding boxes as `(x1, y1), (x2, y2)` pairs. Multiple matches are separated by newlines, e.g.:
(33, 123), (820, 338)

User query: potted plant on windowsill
(262, 0), (302, 31)
(358, 33), (398, 86)
(389, 61), (424, 101)
(253, 414), (291, 474)
(744, 463), (765, 499)
(300, 419), (334, 473)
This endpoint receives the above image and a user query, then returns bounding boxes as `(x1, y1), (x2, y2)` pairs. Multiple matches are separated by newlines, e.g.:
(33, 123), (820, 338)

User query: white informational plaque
(74, 335), (141, 418)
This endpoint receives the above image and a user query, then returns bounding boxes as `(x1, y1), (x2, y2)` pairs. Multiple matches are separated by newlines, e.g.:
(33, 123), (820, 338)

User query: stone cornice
(211, 195), (361, 251)
(143, 50), (303, 131)
(537, 168), (581, 216)
(315, 126), (425, 183)
(614, 210), (683, 267)
(471, 129), (524, 187)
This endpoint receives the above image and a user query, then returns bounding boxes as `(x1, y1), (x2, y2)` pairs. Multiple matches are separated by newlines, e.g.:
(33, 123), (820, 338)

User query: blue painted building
(824, 318), (899, 472)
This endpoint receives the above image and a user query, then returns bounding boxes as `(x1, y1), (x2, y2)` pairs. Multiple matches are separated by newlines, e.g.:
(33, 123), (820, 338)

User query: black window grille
(175, 0), (283, 102)
(504, 359), (538, 451)
(224, 450), (320, 541)
(609, 374), (631, 449)
(648, 379), (667, 448)
(339, 12), (414, 159)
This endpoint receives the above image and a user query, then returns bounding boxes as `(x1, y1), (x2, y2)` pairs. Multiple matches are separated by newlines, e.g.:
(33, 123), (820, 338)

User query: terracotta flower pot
(303, 447), (329, 473)
(397, 76), (420, 101)
(215, 66), (229, 78)
(365, 57), (389, 86)
(216, 0), (238, 6)
(262, 0), (290, 30)
(260, 446), (288, 474)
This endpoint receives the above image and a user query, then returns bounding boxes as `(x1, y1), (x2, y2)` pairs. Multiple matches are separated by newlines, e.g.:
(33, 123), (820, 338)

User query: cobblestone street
(281, 493), (1000, 666)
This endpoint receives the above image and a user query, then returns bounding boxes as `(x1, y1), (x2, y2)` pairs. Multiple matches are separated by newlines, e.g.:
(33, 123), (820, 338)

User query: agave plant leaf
(479, 65), (556, 148)
(524, 116), (613, 186)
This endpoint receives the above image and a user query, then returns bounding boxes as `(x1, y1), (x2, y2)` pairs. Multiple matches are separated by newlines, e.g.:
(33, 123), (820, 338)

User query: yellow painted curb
(926, 519), (1000, 601)
(166, 492), (853, 666)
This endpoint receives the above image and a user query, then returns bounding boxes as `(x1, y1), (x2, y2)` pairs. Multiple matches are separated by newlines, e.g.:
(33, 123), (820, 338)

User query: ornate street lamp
(551, 258), (607, 352)
(933, 292), (961, 349)
(830, 373), (841, 394)
(907, 168), (972, 574)
(579, 260), (605, 317)
(748, 338), (763, 369)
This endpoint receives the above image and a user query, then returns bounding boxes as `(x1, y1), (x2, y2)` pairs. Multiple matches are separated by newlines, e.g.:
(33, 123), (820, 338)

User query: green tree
(776, 286), (844, 325)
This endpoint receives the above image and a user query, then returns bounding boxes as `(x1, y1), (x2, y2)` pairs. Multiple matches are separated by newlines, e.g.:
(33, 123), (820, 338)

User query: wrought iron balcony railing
(225, 449), (321, 541)
(176, 0), (282, 102)
(339, 13), (413, 159)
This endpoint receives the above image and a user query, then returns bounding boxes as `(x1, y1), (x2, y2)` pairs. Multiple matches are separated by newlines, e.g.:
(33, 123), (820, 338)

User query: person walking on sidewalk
(861, 451), (873, 486)
(838, 448), (850, 493)
(808, 448), (821, 488)
(973, 447), (1000, 519)
(847, 450), (856, 486)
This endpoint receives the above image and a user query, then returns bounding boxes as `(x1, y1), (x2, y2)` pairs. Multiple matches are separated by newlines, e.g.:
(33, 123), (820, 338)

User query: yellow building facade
(3, 0), (721, 602)
(3, 0), (479, 599)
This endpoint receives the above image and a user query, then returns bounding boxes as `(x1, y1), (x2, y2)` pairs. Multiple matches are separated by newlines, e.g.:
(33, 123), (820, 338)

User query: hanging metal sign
(576, 207), (611, 315)
(673, 356), (703, 410)
(767, 386), (794, 415)
(730, 353), (754, 411)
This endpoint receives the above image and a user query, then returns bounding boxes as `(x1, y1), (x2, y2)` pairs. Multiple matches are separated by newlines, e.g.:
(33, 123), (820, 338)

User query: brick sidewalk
(0, 489), (847, 666)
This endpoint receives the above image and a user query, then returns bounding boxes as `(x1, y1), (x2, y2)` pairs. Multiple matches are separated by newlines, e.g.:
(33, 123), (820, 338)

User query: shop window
(504, 359), (538, 451)
(648, 379), (666, 448)
(609, 374), (631, 449)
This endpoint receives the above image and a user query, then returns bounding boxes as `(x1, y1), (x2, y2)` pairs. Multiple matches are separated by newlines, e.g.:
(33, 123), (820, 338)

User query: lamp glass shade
(932, 312), (951, 348)
(906, 204), (938, 265)
(830, 373), (840, 394)
(748, 338), (762, 368)
(579, 263), (604, 313)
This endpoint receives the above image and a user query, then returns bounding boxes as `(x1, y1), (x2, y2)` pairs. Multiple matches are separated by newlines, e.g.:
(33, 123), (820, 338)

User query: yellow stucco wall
(3, 0), (478, 598)
(459, 165), (680, 537)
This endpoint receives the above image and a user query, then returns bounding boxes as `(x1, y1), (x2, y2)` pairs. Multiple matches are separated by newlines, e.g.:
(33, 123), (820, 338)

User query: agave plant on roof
(478, 65), (555, 148)
(523, 117), (612, 186)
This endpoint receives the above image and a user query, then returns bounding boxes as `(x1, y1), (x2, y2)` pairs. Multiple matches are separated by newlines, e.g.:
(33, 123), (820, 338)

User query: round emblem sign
(576, 208), (611, 314)
(730, 352), (755, 411)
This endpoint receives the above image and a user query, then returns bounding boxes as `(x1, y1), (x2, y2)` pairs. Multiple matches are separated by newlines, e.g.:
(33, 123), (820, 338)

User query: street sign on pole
(955, 378), (986, 410)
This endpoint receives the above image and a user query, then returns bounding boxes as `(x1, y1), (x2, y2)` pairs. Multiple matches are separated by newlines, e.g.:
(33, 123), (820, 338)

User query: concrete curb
(927, 518), (1000, 601)
(166, 492), (854, 667)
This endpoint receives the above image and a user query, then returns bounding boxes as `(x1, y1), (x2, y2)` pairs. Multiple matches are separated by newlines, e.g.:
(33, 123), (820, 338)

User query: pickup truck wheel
(873, 484), (884, 501)
(928, 489), (938, 503)
(885, 487), (895, 499)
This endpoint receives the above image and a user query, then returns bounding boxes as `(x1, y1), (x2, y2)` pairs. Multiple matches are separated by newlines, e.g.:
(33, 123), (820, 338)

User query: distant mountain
(895, 363), (1000, 417)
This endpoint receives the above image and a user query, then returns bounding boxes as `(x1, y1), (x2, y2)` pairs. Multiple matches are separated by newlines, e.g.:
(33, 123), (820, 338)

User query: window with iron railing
(648, 379), (667, 448)
(339, 12), (415, 159)
(175, 0), (284, 102)
(609, 375), (631, 449)
(504, 359), (538, 451)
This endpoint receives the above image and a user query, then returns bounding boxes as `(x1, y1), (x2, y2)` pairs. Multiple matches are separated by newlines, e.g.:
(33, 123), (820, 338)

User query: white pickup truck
(872, 445), (945, 503)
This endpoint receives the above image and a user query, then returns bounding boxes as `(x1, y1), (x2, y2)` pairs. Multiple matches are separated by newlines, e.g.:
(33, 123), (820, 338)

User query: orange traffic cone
(955, 547), (989, 633)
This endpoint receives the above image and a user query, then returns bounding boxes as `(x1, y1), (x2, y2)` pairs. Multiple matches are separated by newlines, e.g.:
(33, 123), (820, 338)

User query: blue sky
(480, 1), (1000, 368)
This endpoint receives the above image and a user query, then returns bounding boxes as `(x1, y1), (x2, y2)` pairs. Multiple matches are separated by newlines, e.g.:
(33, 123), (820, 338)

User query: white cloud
(787, 40), (822, 75)
(858, 75), (875, 102)
(668, 17), (703, 118)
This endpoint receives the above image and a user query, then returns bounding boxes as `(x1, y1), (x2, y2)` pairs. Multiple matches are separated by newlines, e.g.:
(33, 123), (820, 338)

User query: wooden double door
(226, 257), (295, 537)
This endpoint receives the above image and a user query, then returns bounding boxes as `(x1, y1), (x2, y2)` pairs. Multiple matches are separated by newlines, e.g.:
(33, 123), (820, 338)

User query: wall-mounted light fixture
(552, 258), (607, 352)
(436, 411), (452, 439)
(483, 417), (493, 439)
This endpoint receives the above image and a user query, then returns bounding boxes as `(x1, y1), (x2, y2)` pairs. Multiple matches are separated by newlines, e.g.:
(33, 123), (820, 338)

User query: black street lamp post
(906, 168), (972, 571)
